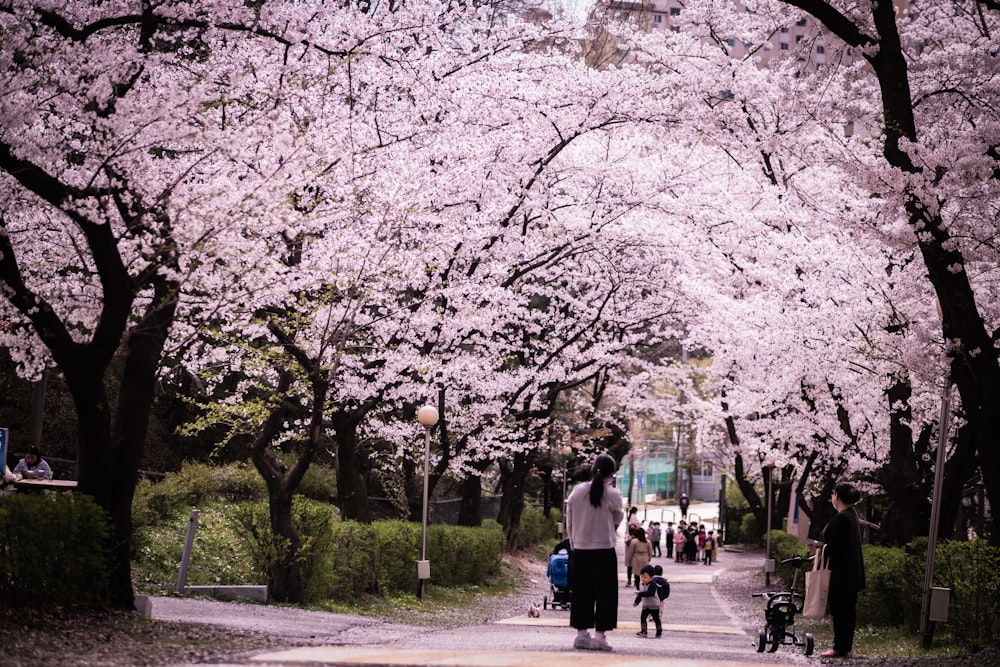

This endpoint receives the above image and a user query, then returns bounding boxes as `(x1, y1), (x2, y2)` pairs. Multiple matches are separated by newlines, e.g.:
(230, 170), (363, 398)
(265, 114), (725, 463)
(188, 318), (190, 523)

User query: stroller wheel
(804, 633), (814, 656)
(768, 631), (781, 652)
(755, 632), (767, 653)
(543, 596), (548, 610)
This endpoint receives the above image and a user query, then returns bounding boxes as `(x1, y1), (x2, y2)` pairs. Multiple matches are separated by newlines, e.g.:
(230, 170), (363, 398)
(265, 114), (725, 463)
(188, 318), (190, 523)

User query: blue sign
(637, 471), (644, 489)
(0, 427), (7, 470)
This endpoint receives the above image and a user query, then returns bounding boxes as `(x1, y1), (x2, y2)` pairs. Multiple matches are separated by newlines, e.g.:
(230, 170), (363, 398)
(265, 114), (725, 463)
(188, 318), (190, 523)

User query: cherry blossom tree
(0, 0), (547, 605)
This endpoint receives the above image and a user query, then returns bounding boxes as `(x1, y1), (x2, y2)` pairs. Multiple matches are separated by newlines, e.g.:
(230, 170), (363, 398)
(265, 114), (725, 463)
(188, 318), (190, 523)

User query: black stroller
(752, 555), (815, 655)
(543, 548), (571, 610)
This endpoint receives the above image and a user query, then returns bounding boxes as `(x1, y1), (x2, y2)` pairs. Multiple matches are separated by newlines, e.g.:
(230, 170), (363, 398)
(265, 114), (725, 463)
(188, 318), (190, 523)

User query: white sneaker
(573, 636), (591, 650)
(589, 636), (613, 651)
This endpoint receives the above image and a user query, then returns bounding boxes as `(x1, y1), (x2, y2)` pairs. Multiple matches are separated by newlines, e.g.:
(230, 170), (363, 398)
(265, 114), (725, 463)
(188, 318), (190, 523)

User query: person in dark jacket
(816, 481), (866, 658)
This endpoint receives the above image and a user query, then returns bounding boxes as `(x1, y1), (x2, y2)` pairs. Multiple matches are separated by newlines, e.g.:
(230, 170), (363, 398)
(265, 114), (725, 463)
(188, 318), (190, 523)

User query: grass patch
(304, 558), (528, 626)
(795, 619), (967, 660)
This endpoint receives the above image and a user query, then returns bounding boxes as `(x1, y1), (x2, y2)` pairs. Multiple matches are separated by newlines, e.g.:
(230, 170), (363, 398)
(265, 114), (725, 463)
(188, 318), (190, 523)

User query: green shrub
(934, 539), (1000, 648)
(132, 460), (337, 531)
(0, 494), (110, 607)
(132, 461), (236, 527)
(223, 498), (505, 603)
(509, 506), (560, 550)
(210, 462), (268, 502)
(313, 519), (505, 601)
(296, 464), (338, 502)
(740, 512), (760, 543)
(229, 497), (336, 602)
(765, 530), (810, 588)
(856, 545), (912, 628)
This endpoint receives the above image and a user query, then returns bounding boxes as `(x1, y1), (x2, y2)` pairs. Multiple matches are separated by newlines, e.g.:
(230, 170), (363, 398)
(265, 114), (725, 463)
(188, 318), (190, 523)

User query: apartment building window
(654, 14), (663, 26)
(796, 17), (807, 26)
(780, 42), (789, 50)
(780, 27), (788, 33)
(670, 7), (681, 15)
(816, 45), (825, 54)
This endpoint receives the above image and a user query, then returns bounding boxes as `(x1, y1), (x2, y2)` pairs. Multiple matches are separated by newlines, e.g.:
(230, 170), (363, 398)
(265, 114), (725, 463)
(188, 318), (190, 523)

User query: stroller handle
(780, 555), (814, 566)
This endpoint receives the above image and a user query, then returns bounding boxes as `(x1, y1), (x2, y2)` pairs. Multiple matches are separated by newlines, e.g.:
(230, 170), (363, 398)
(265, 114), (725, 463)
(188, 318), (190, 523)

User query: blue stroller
(544, 549), (571, 610)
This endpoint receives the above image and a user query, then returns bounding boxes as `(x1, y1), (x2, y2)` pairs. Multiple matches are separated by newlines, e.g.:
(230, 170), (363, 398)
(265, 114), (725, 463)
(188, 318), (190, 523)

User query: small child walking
(633, 565), (662, 638)
(704, 530), (716, 565)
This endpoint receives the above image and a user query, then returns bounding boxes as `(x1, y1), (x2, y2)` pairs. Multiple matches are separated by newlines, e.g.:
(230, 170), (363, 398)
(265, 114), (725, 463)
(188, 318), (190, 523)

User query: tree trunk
(457, 459), (492, 526)
(458, 473), (484, 526)
(875, 375), (930, 545)
(334, 418), (372, 523)
(266, 489), (303, 603)
(498, 450), (534, 549)
(938, 423), (980, 541)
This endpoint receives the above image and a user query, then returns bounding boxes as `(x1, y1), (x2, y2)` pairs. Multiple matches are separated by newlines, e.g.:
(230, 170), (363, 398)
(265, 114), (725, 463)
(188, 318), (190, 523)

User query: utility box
(929, 587), (950, 622)
(417, 559), (431, 580)
(764, 558), (776, 573)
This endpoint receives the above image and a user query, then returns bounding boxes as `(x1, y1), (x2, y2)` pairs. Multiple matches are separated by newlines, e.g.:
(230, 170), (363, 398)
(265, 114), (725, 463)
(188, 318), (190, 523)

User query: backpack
(704, 537), (715, 551)
(654, 576), (670, 601)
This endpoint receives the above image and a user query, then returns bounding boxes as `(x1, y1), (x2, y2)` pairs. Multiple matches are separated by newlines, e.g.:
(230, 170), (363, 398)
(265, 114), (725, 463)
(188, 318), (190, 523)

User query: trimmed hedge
(934, 539), (1000, 647)
(228, 500), (506, 603)
(0, 493), (110, 607)
(310, 519), (506, 601)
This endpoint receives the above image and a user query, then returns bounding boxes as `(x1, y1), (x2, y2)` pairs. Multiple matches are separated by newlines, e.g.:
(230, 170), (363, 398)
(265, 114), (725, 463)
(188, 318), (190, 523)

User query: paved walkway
(148, 504), (814, 666)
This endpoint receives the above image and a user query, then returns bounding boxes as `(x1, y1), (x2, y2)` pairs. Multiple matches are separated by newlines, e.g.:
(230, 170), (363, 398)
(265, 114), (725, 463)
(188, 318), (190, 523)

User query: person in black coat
(816, 482), (866, 658)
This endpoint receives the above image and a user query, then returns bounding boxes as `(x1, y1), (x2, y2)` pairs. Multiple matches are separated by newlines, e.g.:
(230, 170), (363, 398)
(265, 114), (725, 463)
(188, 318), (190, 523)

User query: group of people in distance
(669, 520), (719, 565)
(626, 508), (719, 575)
(565, 452), (865, 659)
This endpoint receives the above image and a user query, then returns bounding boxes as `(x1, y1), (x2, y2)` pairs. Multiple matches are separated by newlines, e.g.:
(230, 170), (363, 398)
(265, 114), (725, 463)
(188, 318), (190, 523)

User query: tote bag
(802, 545), (831, 619)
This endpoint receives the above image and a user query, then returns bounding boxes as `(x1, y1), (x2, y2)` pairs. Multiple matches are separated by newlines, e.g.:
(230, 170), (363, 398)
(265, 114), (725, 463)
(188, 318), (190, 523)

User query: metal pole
(765, 466), (773, 586)
(642, 448), (648, 521)
(719, 473), (727, 545)
(919, 375), (951, 648)
(418, 425), (431, 599)
(176, 510), (200, 593)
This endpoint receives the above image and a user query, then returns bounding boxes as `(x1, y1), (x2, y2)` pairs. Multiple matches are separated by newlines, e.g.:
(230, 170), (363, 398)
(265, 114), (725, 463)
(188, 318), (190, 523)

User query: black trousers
(569, 548), (618, 632)
(640, 607), (662, 635)
(828, 586), (859, 653)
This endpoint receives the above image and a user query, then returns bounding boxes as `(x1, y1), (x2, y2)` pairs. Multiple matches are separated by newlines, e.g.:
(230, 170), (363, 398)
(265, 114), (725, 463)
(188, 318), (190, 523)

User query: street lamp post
(919, 299), (953, 646)
(919, 373), (952, 647)
(416, 405), (439, 600)
(558, 445), (572, 537)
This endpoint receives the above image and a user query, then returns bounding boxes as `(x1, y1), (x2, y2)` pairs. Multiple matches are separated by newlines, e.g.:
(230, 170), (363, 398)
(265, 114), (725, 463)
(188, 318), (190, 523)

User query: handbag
(802, 545), (831, 619)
